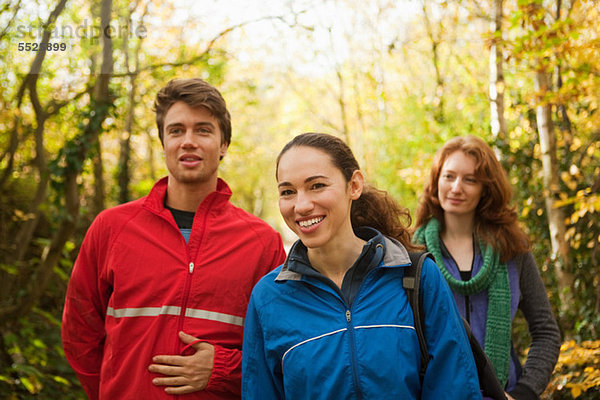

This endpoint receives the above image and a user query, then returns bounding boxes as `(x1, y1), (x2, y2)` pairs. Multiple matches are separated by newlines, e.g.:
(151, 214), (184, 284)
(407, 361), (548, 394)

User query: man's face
(162, 101), (228, 188)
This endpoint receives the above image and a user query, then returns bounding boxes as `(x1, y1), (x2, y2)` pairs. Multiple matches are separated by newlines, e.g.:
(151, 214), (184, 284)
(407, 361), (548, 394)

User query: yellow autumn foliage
(542, 340), (600, 399)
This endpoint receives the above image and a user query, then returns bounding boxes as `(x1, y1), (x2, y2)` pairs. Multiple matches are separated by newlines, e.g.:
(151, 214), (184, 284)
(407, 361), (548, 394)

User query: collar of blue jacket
(276, 227), (411, 307)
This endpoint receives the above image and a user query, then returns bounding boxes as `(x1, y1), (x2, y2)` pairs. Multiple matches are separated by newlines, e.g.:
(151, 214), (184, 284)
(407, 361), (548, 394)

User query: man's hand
(149, 331), (215, 395)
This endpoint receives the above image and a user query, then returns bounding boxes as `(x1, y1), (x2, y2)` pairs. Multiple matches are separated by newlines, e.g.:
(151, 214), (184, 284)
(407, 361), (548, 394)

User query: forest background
(0, 0), (599, 398)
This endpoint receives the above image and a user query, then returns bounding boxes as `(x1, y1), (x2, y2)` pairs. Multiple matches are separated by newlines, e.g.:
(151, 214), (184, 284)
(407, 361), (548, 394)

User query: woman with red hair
(414, 135), (560, 400)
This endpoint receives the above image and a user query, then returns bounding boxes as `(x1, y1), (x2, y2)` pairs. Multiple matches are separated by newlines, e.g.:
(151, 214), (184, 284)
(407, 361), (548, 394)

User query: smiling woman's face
(437, 150), (483, 219)
(276, 145), (362, 250)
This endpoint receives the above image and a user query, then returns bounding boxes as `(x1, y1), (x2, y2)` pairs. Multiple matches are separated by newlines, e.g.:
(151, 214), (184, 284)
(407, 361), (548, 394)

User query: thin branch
(0, 0), (23, 41)
(46, 87), (92, 115)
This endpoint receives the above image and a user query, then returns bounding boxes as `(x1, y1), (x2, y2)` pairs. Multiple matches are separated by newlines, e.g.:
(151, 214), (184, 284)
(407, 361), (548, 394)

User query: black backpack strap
(404, 251), (508, 399)
(403, 251), (433, 382)
(462, 319), (508, 400)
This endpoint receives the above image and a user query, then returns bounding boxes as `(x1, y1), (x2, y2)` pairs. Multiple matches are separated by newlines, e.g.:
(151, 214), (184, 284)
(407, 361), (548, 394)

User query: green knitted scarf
(414, 218), (511, 386)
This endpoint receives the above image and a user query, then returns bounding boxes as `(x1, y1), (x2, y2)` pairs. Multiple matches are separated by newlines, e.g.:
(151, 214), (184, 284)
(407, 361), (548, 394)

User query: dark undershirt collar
(164, 203), (195, 230)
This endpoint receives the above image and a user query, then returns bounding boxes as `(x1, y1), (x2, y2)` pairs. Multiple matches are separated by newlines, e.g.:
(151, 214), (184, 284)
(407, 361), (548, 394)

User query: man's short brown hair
(154, 78), (232, 146)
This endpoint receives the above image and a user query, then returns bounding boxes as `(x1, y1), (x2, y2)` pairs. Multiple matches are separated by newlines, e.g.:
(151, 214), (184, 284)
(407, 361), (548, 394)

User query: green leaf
(52, 375), (71, 386)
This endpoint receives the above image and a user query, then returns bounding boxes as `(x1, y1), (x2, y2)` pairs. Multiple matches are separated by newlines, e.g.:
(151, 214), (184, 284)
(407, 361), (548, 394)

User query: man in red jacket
(62, 78), (286, 399)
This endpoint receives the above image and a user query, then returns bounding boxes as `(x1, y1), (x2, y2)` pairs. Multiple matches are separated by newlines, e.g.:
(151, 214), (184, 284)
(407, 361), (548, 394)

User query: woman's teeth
(299, 217), (324, 227)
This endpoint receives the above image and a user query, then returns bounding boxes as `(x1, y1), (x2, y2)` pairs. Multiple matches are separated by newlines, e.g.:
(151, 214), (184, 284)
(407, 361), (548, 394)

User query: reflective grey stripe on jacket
(106, 306), (245, 326)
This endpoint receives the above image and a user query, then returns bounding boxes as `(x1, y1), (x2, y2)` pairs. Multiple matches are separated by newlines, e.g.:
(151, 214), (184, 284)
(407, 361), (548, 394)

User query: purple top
(440, 243), (560, 399)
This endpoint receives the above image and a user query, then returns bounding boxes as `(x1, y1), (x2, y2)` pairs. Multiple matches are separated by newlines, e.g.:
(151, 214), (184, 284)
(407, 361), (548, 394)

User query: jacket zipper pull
(346, 310), (351, 323)
(189, 262), (194, 274)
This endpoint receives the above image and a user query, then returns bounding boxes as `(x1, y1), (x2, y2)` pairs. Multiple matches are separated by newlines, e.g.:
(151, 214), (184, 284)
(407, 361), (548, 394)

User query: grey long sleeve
(510, 252), (561, 399)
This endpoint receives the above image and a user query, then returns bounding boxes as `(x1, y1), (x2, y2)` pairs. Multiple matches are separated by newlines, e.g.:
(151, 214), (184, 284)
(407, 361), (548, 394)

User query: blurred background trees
(0, 0), (598, 398)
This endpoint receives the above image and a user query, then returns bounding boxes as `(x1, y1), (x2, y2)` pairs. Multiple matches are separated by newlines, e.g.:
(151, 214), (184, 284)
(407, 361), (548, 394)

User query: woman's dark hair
(415, 135), (530, 261)
(277, 132), (419, 250)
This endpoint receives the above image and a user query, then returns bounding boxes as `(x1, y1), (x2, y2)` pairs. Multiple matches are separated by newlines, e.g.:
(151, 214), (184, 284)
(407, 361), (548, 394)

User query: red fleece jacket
(62, 177), (286, 399)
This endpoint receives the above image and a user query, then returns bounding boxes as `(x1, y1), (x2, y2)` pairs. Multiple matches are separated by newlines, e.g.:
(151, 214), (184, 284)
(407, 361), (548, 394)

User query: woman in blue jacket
(242, 132), (482, 399)
(413, 136), (560, 400)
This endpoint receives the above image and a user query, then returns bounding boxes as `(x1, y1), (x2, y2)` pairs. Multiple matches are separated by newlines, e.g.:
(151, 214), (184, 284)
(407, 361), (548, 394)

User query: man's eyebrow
(165, 121), (216, 129)
(194, 122), (216, 128)
(165, 122), (184, 129)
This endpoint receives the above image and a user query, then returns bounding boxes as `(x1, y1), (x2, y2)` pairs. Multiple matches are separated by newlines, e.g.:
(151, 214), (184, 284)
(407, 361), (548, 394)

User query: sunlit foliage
(1, 0), (599, 397)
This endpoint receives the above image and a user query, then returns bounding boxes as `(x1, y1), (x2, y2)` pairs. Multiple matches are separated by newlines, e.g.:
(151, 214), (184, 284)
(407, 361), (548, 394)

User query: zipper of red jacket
(177, 194), (217, 347)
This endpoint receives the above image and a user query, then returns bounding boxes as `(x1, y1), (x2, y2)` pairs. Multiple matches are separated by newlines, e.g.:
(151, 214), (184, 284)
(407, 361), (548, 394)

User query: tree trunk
(535, 69), (575, 318)
(0, 118), (21, 188)
(422, 0), (445, 124)
(93, 140), (106, 215)
(489, 0), (507, 147)
(13, 99), (50, 263)
(554, 0), (573, 137)
(118, 77), (136, 203)
(336, 68), (350, 144)
(90, 0), (115, 215)
(118, 132), (132, 204)
(118, 11), (143, 204)
(521, 0), (575, 322)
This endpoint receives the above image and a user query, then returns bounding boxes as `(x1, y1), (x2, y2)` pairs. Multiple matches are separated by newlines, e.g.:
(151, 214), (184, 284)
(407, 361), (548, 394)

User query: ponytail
(352, 184), (420, 250)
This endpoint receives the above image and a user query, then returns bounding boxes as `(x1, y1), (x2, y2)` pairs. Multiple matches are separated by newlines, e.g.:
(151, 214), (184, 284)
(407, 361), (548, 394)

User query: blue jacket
(242, 234), (482, 399)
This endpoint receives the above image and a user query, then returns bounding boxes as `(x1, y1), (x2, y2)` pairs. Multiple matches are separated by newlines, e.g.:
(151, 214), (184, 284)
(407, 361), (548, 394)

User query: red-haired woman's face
(437, 150), (483, 219)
